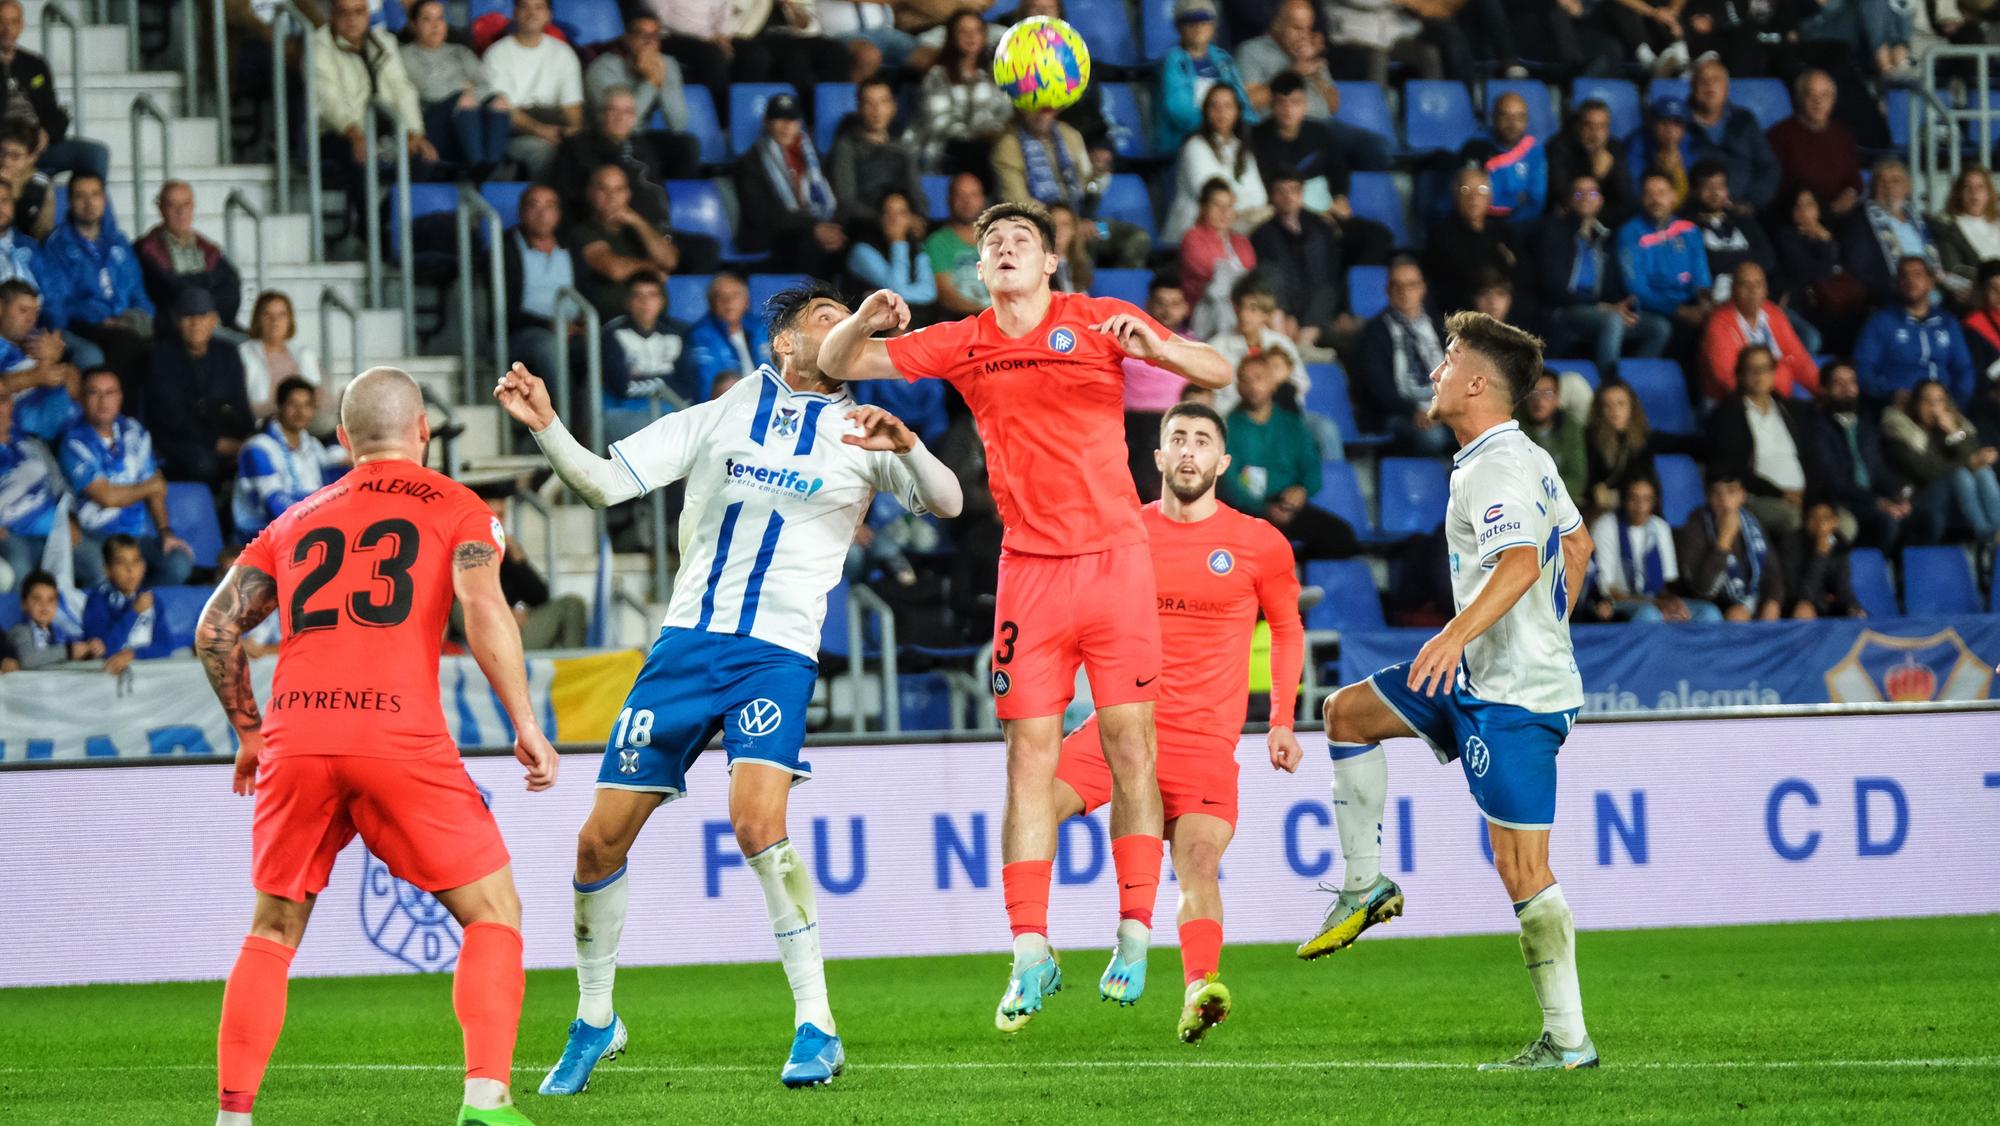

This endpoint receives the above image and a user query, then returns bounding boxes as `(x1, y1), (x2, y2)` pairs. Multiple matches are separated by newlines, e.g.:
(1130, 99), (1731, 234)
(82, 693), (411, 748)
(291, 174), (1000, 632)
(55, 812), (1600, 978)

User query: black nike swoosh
(1200, 798), (1225, 806)
(1135, 676), (1157, 688)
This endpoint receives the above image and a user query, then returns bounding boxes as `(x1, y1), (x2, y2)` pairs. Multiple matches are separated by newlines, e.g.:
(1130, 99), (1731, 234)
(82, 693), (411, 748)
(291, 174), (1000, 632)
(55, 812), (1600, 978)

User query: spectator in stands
(0, 0), (109, 180)
(584, 10), (701, 180)
(0, 386), (58, 583)
(1587, 476), (1720, 622)
(1677, 469), (1784, 620)
(686, 273), (771, 401)
(42, 172), (152, 399)
(1236, 1), (1392, 171)
(1122, 275), (1194, 500)
(231, 376), (346, 540)
(1154, 0), (1254, 156)
(913, 10), (1014, 172)
(1535, 172), (1671, 376)
(846, 188), (937, 309)
(1321, 0), (1470, 84)
(83, 534), (166, 671)
(1248, 76), (1387, 272)
(457, 492), (590, 650)
(1627, 97), (1693, 209)
(315, 0), (438, 193)
(1841, 159), (1942, 307)
(0, 179), (42, 293)
(819, 2), (921, 74)
(0, 122), (51, 240)
(571, 164), (681, 319)
(1178, 179), (1258, 338)
(1881, 377), (2000, 546)
(1701, 261), (1819, 401)
(0, 281), (79, 442)
(1619, 170), (1713, 342)
(1855, 256), (1975, 408)
(1585, 381), (1658, 513)
(9, 569), (90, 668)
(1811, 359), (1928, 550)
(59, 369), (192, 588)
(549, 85), (674, 232)
(144, 290), (252, 492)
(1518, 369), (1587, 500)
(830, 77), (925, 227)
(1164, 86), (1269, 244)
(1046, 203), (1093, 294)
(1212, 278), (1305, 412)
(502, 184), (578, 388)
(400, 0), (513, 178)
(1785, 501), (1862, 618)
(1767, 70), (1863, 221)
(1589, 0), (1690, 73)
(483, 0), (585, 181)
(1709, 344), (1821, 536)
(598, 271), (689, 431)
(993, 103), (1146, 271)
(1686, 53), (1779, 212)
(1250, 169), (1345, 350)
(1478, 91), (1547, 223)
(238, 291), (323, 421)
(734, 93), (846, 277)
(1684, 160), (1776, 301)
(1959, 262), (2000, 442)
(1357, 256), (1453, 456)
(925, 172), (991, 315)
(1217, 352), (1356, 558)
(1547, 100), (1633, 230)
(134, 182), (244, 341)
(1799, 0), (1915, 79)
(1932, 166), (2000, 306)
(1774, 186), (1863, 339)
(1423, 166), (1515, 315)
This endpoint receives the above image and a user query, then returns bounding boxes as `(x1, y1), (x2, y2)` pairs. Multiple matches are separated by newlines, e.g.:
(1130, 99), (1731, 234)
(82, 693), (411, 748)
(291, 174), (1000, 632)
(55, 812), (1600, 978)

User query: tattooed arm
(195, 564), (278, 796)
(453, 538), (559, 791)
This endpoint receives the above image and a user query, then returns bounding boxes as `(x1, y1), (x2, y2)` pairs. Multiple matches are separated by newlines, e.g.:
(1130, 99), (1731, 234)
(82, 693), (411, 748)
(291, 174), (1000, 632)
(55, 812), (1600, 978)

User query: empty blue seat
(558, 0), (627, 48)
(1314, 461), (1374, 540)
(1485, 78), (1557, 141)
(375, 2), (406, 31)
(387, 184), (459, 258)
(164, 482), (223, 568)
(1099, 82), (1150, 159)
(1885, 87), (1913, 149)
(666, 273), (713, 320)
(1305, 559), (1385, 633)
(663, 180), (732, 256)
(1098, 173), (1157, 237)
(1139, 0), (1177, 62)
(1620, 359), (1697, 436)
(814, 81), (857, 154)
(1347, 171), (1407, 248)
(818, 581), (881, 660)
(0, 593), (19, 631)
(1901, 547), (1980, 616)
(1377, 457), (1450, 536)
(1347, 264), (1388, 320)
(1652, 453), (1704, 525)
(1546, 357), (1600, 389)
(1334, 82), (1397, 151)
(983, 0), (1021, 21)
(1570, 77), (1642, 140)
(729, 83), (797, 157)
(1730, 77), (1791, 130)
(922, 173), (950, 220)
(1847, 547), (1899, 618)
(1304, 360), (1358, 433)
(749, 273), (810, 315)
(152, 585), (212, 655)
(467, 0), (511, 21)
(480, 180), (529, 231)
(1066, 0), (1142, 69)
(1403, 80), (1479, 154)
(676, 85), (728, 166)
(1090, 267), (1149, 306)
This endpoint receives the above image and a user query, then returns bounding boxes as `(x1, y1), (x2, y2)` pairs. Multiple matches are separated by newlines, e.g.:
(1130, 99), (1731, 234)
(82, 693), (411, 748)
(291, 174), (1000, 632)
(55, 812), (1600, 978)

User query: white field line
(7, 1057), (1999, 1075)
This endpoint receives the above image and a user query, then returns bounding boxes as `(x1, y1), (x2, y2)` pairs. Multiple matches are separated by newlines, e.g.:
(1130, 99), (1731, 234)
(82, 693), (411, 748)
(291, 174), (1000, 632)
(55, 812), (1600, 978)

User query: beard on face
(1166, 463), (1218, 504)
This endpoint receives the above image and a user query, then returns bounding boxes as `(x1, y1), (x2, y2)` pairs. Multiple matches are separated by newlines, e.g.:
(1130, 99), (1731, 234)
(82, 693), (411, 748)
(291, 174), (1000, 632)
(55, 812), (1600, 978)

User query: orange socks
(1111, 835), (1163, 928)
(454, 922), (525, 1084)
(1001, 859), (1054, 937)
(1179, 918), (1223, 984)
(217, 935), (296, 1114)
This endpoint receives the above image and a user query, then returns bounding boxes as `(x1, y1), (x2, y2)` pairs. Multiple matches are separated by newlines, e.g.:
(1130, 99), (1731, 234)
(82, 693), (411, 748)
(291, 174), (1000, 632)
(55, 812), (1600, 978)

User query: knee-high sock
(1178, 918), (1223, 985)
(573, 865), (629, 1027)
(748, 839), (834, 1032)
(1110, 834), (1163, 928)
(1516, 884), (1587, 1048)
(454, 922), (526, 1090)
(1001, 858), (1053, 939)
(1329, 742), (1385, 893)
(217, 935), (296, 1114)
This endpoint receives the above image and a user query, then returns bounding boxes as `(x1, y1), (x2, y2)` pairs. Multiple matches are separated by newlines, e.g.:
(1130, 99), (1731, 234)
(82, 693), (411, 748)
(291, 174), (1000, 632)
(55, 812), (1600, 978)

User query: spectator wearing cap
(1686, 53), (1779, 212)
(59, 368), (193, 589)
(1546, 100), (1633, 229)
(1155, 0), (1257, 156)
(40, 172), (152, 399)
(1767, 69), (1863, 220)
(399, 0), (514, 178)
(1533, 172), (1670, 378)
(0, 0), (111, 181)
(144, 288), (251, 491)
(1677, 470), (1785, 621)
(134, 181), (244, 341)
(232, 375), (346, 540)
(584, 10), (701, 181)
(1854, 256), (1976, 409)
(482, 0), (585, 181)
(829, 77), (927, 228)
(1356, 256), (1454, 457)
(1617, 170), (1713, 331)
(1701, 261), (1819, 402)
(735, 92), (847, 278)
(1842, 158), (1946, 308)
(1422, 166), (1515, 315)
(1627, 95), (1695, 208)
(1478, 91), (1547, 224)
(1708, 343), (1824, 537)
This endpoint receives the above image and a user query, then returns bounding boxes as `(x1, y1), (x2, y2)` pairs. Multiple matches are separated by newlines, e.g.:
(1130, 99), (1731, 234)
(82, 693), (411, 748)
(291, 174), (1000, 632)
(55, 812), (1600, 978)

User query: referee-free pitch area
(5, 916), (1994, 1125)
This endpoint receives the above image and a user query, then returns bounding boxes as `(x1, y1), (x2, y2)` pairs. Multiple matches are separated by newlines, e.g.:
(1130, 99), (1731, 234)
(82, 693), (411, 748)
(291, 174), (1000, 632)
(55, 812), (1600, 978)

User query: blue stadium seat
(1098, 174), (1157, 237)
(467, 0), (511, 21)
(1347, 172), (1407, 248)
(814, 81), (857, 154)
(1546, 357), (1600, 389)
(558, 0), (627, 48)
(152, 585), (212, 654)
(1847, 547), (1899, 618)
(1099, 83), (1150, 159)
(1377, 457), (1451, 536)
(387, 184), (459, 259)
(1485, 78), (1556, 142)
(1138, 0), (1177, 62)
(375, 2), (406, 31)
(1334, 83), (1397, 152)
(1403, 80), (1479, 154)
(675, 86), (728, 166)
(729, 83), (798, 157)
(749, 274), (810, 316)
(1572, 77), (1642, 139)
(164, 482), (223, 568)
(1303, 361), (1387, 448)
(0, 593), (19, 631)
(1620, 359), (1697, 436)
(1066, 0), (1142, 69)
(666, 273), (712, 321)
(1730, 77), (1791, 130)
(1652, 453), (1704, 525)
(1885, 87), (1913, 149)
(1900, 547), (1980, 616)
(1090, 268), (1149, 306)
(1347, 264), (1388, 320)
(1314, 461), (1374, 540)
(663, 180), (733, 257)
(1304, 559), (1385, 633)
(480, 181), (529, 232)
(922, 173), (950, 220)
(983, 0), (1021, 21)
(819, 581), (882, 660)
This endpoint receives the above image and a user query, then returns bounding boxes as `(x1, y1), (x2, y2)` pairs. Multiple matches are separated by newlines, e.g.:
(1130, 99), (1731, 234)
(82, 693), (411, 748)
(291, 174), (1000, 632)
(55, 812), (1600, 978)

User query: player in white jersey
(493, 283), (964, 1093)
(1297, 312), (1602, 1071)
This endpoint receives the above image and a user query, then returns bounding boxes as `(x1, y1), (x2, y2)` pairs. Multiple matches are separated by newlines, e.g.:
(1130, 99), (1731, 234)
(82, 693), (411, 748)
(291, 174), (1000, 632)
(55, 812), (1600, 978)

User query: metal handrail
(1915, 48), (2000, 212)
(127, 94), (170, 230)
(361, 110), (416, 349)
(454, 183), (507, 408)
(40, 4), (83, 138)
(222, 189), (264, 297)
(513, 488), (559, 594)
(179, 0), (196, 113)
(209, 0), (231, 165)
(318, 284), (363, 382)
(849, 585), (901, 733)
(1904, 83), (1962, 214)
(550, 286), (604, 449)
(127, 0), (141, 73)
(269, 1), (322, 256)
(419, 383), (460, 479)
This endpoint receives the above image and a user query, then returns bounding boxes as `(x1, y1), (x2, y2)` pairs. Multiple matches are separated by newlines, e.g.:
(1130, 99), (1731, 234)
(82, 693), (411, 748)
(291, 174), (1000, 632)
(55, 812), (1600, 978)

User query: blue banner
(1338, 617), (2000, 713)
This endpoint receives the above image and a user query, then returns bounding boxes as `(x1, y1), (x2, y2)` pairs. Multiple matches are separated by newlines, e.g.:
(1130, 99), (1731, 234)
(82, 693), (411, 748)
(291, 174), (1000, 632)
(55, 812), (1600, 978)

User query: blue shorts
(596, 628), (818, 799)
(1367, 663), (1578, 831)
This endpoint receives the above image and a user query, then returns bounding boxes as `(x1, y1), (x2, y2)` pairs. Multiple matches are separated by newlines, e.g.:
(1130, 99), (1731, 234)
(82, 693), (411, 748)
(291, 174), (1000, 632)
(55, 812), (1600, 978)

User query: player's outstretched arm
(494, 362), (645, 509)
(1407, 545), (1542, 696)
(453, 538), (559, 792)
(1089, 312), (1233, 388)
(820, 289), (912, 383)
(194, 564), (278, 796)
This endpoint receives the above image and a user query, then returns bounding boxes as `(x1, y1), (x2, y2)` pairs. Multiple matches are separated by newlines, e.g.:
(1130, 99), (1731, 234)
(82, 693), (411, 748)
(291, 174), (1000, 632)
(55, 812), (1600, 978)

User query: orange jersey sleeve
(885, 316), (973, 383)
(1251, 520), (1304, 727)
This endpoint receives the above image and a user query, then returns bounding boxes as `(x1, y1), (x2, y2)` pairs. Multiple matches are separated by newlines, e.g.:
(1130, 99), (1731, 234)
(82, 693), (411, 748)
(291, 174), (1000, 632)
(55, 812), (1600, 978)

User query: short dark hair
(67, 169), (105, 194)
(1228, 273), (1274, 308)
(765, 279), (848, 338)
(1268, 71), (1306, 99)
(18, 568), (55, 600)
(274, 376), (316, 407)
(1689, 159), (1728, 187)
(1575, 98), (1610, 120)
(101, 532), (141, 566)
(627, 270), (664, 293)
(1162, 400), (1227, 443)
(1734, 343), (1776, 381)
(858, 74), (896, 99)
(1896, 254), (1933, 274)
(1444, 310), (1544, 406)
(1639, 170), (1676, 192)
(0, 278), (36, 305)
(974, 199), (1055, 253)
(1978, 260), (2000, 286)
(1705, 466), (1743, 489)
(1148, 270), (1183, 296)
(1197, 176), (1235, 206)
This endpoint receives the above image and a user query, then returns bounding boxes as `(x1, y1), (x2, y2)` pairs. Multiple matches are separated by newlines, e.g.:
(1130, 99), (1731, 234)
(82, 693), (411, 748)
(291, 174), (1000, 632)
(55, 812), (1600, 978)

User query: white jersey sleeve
(1456, 444), (1556, 567)
(606, 379), (745, 493)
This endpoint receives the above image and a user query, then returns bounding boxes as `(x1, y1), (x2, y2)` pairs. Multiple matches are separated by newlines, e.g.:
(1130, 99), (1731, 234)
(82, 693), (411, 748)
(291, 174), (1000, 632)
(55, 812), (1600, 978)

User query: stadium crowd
(7, 0), (2000, 675)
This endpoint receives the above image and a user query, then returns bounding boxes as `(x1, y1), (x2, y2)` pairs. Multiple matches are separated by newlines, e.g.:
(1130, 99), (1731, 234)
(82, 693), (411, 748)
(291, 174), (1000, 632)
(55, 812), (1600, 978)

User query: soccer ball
(992, 16), (1091, 112)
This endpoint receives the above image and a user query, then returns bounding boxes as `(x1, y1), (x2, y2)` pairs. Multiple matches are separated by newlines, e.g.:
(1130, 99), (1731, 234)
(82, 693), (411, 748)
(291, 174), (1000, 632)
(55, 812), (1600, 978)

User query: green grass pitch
(4, 916), (1995, 1124)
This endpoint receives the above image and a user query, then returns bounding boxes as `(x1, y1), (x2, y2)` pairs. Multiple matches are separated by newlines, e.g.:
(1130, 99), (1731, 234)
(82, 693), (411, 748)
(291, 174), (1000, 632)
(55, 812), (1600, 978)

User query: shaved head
(339, 366), (428, 459)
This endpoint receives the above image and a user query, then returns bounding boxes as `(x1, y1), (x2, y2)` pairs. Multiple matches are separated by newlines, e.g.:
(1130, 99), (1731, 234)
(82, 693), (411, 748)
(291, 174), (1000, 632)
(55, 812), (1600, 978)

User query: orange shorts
(990, 543), (1161, 721)
(1055, 716), (1241, 828)
(250, 751), (511, 902)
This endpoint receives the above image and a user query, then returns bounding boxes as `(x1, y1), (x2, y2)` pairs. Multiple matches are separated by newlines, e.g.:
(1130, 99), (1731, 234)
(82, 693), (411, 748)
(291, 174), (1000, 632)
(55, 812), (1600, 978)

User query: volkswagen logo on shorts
(1208, 548), (1234, 575)
(992, 669), (1012, 696)
(1047, 326), (1077, 353)
(359, 851), (460, 972)
(1464, 735), (1491, 778)
(738, 698), (784, 738)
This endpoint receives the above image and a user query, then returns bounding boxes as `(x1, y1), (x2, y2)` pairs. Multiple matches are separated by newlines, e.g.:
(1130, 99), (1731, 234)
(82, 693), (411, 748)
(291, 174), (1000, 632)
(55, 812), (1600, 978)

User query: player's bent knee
(439, 867), (522, 929)
(574, 828), (631, 885)
(732, 812), (789, 856)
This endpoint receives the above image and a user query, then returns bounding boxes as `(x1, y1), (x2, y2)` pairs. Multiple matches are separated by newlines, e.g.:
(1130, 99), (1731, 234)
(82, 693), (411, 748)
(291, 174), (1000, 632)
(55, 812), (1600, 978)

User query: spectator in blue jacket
(0, 385), (60, 585)
(1479, 90), (1546, 223)
(1854, 257), (1976, 409)
(82, 533), (170, 672)
(1618, 171), (1713, 329)
(58, 368), (191, 588)
(0, 280), (80, 442)
(231, 376), (346, 540)
(685, 273), (771, 401)
(39, 172), (151, 396)
(1154, 0), (1256, 156)
(1686, 54), (1779, 212)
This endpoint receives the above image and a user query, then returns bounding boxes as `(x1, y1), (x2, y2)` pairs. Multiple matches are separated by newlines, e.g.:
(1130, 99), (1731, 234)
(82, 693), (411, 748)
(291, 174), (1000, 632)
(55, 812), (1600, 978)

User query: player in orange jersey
(819, 199), (1233, 1030)
(1051, 400), (1305, 1044)
(193, 367), (557, 1126)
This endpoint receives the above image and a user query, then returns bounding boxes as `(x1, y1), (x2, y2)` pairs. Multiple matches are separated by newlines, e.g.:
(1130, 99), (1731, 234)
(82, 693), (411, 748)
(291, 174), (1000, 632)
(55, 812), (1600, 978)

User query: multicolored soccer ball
(992, 16), (1091, 112)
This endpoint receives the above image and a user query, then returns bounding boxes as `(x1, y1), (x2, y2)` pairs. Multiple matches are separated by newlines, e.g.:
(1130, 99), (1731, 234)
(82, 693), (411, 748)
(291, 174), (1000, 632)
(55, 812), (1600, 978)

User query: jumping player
(195, 367), (558, 1126)
(1051, 401), (1304, 1044)
(500, 284), (962, 1093)
(818, 200), (1232, 1030)
(1299, 313), (1600, 1070)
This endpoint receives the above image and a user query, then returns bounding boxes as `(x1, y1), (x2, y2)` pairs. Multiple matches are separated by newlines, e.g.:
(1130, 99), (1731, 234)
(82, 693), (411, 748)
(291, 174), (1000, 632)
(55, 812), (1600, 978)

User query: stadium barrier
(1, 711), (1994, 987)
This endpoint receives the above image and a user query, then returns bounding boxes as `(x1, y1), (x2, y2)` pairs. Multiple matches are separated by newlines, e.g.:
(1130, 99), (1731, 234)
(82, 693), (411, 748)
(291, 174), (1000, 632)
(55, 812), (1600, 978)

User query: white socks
(573, 864), (630, 1028)
(748, 839), (835, 1033)
(462, 1077), (510, 1111)
(1516, 884), (1588, 1049)
(216, 1112), (253, 1126)
(1114, 918), (1149, 964)
(1011, 931), (1051, 972)
(1329, 743), (1386, 893)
